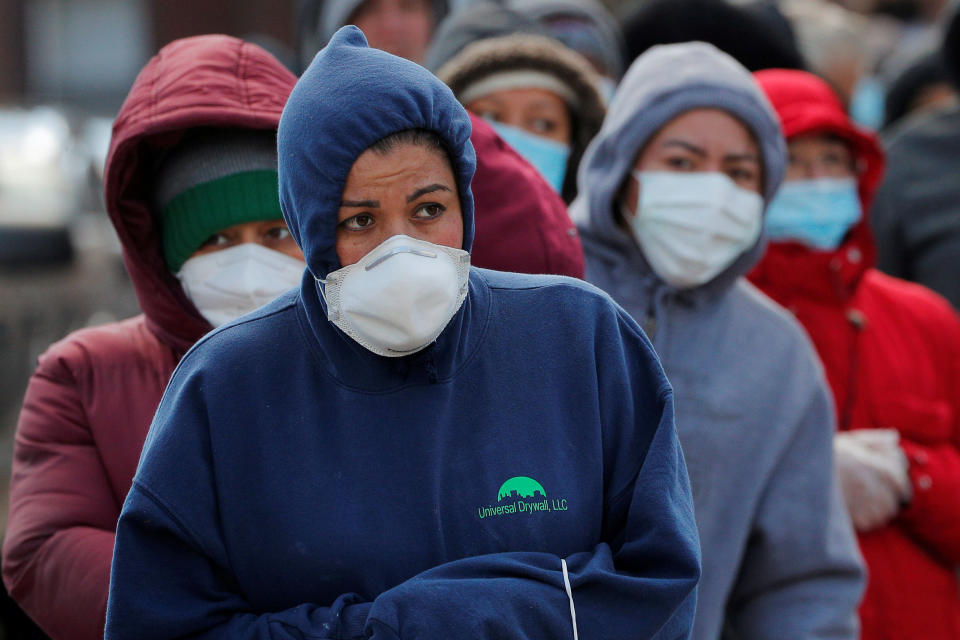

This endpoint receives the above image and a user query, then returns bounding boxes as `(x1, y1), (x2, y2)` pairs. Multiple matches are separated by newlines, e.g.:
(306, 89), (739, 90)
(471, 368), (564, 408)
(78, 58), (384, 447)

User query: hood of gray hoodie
(570, 41), (786, 317)
(570, 42), (863, 640)
(507, 0), (626, 79)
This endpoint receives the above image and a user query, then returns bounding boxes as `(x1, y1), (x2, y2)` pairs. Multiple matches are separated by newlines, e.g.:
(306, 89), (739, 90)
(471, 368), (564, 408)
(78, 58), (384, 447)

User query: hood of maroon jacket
(104, 34), (297, 355)
(748, 69), (884, 304)
(468, 113), (584, 278)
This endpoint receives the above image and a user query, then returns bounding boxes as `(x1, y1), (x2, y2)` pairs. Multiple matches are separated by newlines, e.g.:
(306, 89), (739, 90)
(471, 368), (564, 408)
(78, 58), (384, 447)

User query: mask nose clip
(365, 246), (438, 271)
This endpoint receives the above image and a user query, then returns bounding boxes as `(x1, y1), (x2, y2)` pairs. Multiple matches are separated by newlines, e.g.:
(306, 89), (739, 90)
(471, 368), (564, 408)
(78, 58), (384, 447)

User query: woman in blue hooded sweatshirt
(104, 27), (699, 640)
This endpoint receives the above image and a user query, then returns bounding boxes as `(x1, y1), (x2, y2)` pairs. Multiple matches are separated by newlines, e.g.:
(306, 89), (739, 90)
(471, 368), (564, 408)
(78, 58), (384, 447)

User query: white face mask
(177, 243), (305, 327)
(626, 171), (764, 289)
(317, 234), (471, 358)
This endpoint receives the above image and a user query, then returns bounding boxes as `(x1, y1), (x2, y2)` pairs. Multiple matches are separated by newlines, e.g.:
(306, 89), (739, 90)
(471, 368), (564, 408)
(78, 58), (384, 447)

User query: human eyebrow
(340, 199), (379, 208)
(660, 139), (707, 157)
(406, 184), (451, 203)
(724, 153), (761, 163)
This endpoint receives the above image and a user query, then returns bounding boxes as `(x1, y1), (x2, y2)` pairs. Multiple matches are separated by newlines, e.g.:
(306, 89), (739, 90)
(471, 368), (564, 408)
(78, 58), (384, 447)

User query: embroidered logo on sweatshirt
(477, 476), (569, 519)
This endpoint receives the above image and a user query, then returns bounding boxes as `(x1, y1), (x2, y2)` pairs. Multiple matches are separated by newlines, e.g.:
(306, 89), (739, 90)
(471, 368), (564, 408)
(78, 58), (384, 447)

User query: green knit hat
(155, 129), (283, 272)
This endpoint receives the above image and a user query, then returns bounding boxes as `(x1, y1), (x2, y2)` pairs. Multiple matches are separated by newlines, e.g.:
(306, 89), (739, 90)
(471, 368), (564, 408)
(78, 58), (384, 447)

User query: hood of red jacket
(104, 35), (296, 354)
(749, 69), (885, 303)
(468, 113), (584, 278)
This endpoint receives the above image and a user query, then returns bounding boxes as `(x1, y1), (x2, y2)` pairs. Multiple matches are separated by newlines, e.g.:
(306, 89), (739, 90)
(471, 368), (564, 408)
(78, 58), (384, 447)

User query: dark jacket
(0, 35), (297, 640)
(751, 68), (960, 640)
(871, 3), (960, 309)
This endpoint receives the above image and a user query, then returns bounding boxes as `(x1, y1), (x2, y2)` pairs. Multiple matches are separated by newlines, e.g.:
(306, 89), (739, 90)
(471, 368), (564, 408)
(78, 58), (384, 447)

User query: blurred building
(0, 0), (295, 110)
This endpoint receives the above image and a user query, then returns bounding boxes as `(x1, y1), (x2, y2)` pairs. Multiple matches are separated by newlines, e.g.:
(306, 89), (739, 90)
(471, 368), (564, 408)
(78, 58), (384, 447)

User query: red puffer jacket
(750, 69), (960, 640)
(1, 35), (298, 640)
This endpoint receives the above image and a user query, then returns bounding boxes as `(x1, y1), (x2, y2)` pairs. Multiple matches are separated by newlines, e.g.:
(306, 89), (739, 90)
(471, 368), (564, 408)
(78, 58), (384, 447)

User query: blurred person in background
(0, 35), (301, 640)
(779, 0), (888, 128)
(105, 26), (700, 639)
(750, 67), (960, 640)
(424, 1), (546, 71)
(619, 0), (805, 74)
(872, 3), (960, 309)
(436, 32), (606, 203)
(882, 45), (958, 129)
(506, 0), (626, 98)
(299, 0), (447, 69)
(571, 41), (865, 639)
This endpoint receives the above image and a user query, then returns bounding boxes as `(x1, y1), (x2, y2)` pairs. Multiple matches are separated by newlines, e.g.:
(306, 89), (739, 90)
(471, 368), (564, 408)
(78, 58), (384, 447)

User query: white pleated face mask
(177, 243), (306, 327)
(626, 171), (764, 289)
(317, 234), (471, 358)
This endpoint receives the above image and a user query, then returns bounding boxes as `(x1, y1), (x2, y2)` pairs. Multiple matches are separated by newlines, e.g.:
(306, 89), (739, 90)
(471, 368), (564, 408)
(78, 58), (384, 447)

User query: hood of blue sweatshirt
(279, 26), (476, 281)
(570, 41), (786, 307)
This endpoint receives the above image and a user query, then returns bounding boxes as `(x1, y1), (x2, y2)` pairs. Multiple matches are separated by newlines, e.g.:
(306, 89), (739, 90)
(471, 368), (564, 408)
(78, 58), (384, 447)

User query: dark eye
(529, 118), (556, 134)
(666, 156), (694, 170)
(340, 213), (375, 231)
(198, 232), (230, 250)
(414, 203), (445, 219)
(264, 225), (291, 240)
(821, 151), (846, 167)
(728, 167), (757, 182)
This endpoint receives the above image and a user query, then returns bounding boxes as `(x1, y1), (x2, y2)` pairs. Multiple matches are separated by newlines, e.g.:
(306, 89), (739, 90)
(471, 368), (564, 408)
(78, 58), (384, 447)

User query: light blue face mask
(849, 75), (885, 131)
(765, 178), (862, 250)
(488, 120), (570, 194)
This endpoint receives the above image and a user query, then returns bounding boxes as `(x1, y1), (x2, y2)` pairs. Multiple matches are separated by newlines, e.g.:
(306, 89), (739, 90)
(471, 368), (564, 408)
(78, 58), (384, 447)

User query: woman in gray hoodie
(571, 41), (865, 640)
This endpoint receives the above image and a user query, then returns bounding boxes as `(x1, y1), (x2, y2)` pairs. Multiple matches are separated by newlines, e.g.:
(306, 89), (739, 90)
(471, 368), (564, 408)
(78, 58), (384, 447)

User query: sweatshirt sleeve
(361, 307), (700, 639)
(724, 377), (865, 639)
(105, 366), (372, 640)
(2, 346), (119, 640)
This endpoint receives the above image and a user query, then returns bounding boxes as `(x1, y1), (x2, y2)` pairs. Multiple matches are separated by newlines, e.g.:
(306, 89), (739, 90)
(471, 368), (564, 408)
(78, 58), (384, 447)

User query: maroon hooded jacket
(750, 69), (960, 640)
(2, 34), (583, 640)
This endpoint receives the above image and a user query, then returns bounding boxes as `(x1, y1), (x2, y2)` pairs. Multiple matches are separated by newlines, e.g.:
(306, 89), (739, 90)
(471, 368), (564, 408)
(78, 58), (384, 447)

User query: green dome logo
(497, 476), (546, 501)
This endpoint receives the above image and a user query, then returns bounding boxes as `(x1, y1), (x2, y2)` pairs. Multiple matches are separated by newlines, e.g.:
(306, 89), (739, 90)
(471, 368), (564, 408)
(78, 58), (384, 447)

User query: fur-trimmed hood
(436, 33), (606, 203)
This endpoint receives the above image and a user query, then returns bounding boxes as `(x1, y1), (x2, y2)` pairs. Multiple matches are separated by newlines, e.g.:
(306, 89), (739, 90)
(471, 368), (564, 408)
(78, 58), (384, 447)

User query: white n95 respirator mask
(177, 243), (306, 327)
(317, 234), (471, 358)
(626, 171), (764, 289)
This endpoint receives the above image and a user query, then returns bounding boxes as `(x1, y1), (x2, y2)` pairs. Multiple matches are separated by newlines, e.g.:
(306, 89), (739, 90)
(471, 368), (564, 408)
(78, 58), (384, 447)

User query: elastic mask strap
(315, 276), (330, 306)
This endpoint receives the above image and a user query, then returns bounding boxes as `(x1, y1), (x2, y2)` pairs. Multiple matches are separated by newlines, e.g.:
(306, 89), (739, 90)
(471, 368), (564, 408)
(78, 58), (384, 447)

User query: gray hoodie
(571, 42), (865, 640)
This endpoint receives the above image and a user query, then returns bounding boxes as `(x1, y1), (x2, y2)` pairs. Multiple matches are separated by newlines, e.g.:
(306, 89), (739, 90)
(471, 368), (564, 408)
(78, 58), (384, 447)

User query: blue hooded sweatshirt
(105, 27), (699, 640)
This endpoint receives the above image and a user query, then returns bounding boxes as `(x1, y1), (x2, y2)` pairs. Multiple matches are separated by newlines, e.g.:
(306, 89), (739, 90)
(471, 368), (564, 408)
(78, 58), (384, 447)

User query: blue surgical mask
(765, 178), (862, 250)
(850, 75), (885, 131)
(488, 120), (570, 194)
